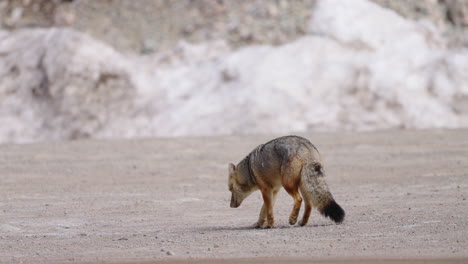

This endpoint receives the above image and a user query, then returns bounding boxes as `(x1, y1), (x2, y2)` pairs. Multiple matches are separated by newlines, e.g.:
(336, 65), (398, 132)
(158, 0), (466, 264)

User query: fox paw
(299, 220), (308, 226)
(266, 218), (274, 228)
(289, 217), (298, 225)
(253, 221), (265, 229)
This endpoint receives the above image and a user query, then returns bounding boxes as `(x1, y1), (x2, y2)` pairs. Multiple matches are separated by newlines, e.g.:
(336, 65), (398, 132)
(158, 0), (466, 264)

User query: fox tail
(300, 162), (345, 223)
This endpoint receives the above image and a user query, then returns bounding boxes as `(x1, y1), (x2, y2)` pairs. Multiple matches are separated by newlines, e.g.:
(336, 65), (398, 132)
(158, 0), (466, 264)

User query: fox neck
(237, 154), (257, 189)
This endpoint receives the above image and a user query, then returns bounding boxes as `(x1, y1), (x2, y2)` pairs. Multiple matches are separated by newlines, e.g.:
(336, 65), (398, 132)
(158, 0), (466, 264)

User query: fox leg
(257, 188), (279, 228)
(299, 199), (312, 226)
(282, 160), (303, 225)
(255, 204), (267, 228)
(299, 188), (313, 226)
(267, 189), (280, 228)
(284, 188), (302, 225)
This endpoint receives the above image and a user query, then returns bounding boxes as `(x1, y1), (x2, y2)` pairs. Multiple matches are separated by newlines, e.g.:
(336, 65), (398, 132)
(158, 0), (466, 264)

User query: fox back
(249, 136), (322, 184)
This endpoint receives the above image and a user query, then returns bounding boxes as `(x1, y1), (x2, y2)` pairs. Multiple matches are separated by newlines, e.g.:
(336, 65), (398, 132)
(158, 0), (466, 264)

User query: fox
(228, 135), (345, 228)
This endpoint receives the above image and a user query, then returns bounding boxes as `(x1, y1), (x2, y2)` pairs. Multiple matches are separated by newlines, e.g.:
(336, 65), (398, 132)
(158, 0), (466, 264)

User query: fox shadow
(194, 222), (334, 232)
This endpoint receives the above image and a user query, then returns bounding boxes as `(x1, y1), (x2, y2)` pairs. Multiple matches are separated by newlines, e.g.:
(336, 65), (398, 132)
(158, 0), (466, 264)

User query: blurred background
(0, 0), (467, 143)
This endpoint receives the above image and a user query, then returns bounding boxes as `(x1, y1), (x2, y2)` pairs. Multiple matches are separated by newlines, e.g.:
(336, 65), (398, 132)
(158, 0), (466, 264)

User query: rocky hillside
(1, 0), (467, 53)
(1, 0), (467, 143)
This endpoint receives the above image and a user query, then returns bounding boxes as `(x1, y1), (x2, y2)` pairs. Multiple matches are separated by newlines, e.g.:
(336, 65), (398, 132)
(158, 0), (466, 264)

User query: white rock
(0, 0), (467, 143)
(0, 28), (135, 142)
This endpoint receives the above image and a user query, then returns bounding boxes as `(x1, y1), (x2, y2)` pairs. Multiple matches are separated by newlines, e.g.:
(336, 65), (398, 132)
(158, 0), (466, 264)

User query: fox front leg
(255, 189), (279, 228)
(261, 189), (279, 228)
(255, 204), (267, 228)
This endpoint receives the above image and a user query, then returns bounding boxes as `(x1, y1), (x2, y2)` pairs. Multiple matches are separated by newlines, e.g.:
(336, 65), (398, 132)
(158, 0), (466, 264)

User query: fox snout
(230, 195), (240, 208)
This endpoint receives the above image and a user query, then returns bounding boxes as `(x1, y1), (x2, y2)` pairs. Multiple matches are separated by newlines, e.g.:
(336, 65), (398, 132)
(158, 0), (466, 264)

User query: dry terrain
(0, 130), (467, 263)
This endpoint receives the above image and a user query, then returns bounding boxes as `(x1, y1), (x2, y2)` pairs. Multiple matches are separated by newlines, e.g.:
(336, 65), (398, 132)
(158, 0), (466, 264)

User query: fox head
(228, 162), (256, 208)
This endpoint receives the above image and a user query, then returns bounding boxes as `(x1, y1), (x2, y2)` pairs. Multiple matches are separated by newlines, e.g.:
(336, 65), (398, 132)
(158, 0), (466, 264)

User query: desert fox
(228, 135), (345, 228)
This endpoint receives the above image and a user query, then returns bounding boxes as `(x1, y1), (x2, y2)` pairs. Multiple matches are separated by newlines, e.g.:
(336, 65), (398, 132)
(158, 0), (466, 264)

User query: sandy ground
(0, 130), (467, 263)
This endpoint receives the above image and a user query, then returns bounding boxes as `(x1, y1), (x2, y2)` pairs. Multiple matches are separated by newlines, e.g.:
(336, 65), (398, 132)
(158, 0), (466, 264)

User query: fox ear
(228, 163), (236, 174)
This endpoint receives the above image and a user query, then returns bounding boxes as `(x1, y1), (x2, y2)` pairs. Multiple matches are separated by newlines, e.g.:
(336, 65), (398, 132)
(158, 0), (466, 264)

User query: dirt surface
(0, 130), (467, 263)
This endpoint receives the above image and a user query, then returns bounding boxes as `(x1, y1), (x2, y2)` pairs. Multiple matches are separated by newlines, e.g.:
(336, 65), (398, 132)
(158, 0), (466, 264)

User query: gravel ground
(0, 130), (467, 263)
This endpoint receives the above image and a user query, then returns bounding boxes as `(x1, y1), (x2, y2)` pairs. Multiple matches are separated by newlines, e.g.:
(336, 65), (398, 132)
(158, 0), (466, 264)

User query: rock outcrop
(1, 0), (467, 143)
(0, 29), (135, 142)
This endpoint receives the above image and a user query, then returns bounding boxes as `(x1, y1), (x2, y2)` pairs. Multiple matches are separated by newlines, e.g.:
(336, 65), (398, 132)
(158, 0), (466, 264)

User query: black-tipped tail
(321, 200), (345, 224)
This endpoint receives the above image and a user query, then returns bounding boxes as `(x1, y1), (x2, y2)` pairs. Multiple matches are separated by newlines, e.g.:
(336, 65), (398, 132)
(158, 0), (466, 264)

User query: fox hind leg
(299, 198), (312, 226)
(284, 187), (302, 225)
(299, 185), (313, 226)
(281, 159), (304, 225)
